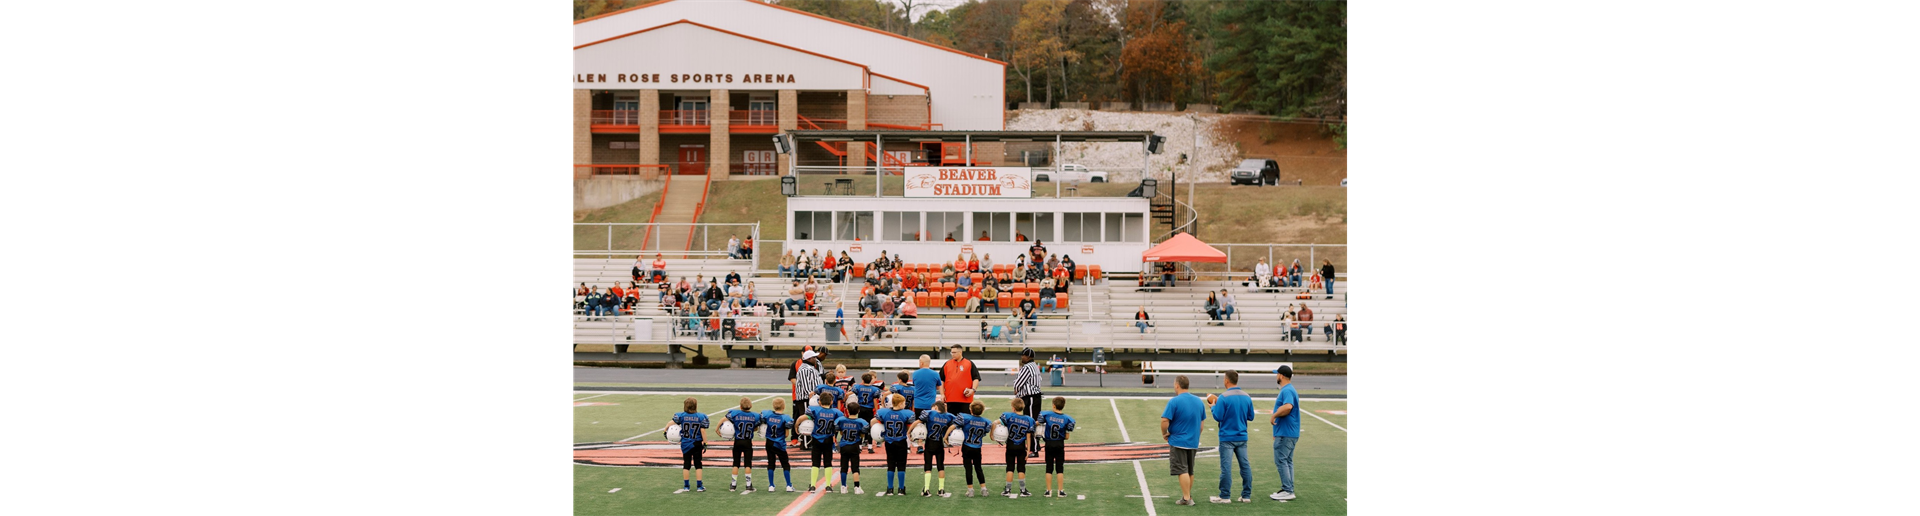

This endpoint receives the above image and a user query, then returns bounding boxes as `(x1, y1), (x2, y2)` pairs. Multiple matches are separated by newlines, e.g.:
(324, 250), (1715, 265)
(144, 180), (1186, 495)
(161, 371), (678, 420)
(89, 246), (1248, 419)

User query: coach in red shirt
(941, 344), (980, 415)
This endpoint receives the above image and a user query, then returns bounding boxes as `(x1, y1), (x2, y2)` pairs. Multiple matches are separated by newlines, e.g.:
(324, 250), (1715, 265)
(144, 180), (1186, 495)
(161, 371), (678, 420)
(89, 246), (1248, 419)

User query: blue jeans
(1136, 321), (1150, 333)
(778, 266), (790, 277)
(1219, 440), (1251, 499)
(1041, 297), (1057, 312)
(1273, 436), (1297, 493)
(1324, 278), (1334, 295)
(1290, 274), (1301, 287)
(1221, 306), (1236, 320)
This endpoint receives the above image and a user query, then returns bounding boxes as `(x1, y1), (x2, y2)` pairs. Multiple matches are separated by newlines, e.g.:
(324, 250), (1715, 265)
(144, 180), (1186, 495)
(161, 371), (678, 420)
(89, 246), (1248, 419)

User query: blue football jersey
(958, 414), (992, 449)
(851, 383), (882, 409)
(807, 406), (844, 439)
(1037, 410), (1077, 442)
(814, 384), (846, 409)
(671, 412), (709, 453)
(834, 417), (870, 448)
(877, 408), (915, 443)
(726, 409), (761, 440)
(999, 412), (1036, 446)
(760, 411), (793, 449)
(891, 382), (915, 408)
(919, 410), (956, 442)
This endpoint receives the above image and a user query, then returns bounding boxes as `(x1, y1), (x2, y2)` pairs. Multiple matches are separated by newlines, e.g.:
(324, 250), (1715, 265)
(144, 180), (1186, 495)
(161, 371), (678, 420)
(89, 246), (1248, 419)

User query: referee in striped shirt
(1012, 348), (1045, 458)
(794, 350), (823, 426)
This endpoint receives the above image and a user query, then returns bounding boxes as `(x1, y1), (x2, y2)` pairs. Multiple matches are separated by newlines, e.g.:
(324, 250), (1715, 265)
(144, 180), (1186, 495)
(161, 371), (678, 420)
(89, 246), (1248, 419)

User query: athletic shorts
(838, 445), (862, 473)
(922, 441), (946, 471)
(1167, 446), (1196, 476)
(1045, 440), (1066, 474)
(682, 442), (706, 470)
(1004, 442), (1027, 473)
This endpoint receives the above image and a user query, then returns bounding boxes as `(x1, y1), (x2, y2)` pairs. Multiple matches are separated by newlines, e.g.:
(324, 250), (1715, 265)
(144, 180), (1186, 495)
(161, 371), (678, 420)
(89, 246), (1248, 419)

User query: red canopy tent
(1141, 232), (1226, 263)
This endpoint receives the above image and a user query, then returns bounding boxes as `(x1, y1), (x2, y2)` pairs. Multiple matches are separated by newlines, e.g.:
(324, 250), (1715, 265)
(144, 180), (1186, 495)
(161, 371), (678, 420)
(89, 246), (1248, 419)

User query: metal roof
(785, 130), (1157, 143)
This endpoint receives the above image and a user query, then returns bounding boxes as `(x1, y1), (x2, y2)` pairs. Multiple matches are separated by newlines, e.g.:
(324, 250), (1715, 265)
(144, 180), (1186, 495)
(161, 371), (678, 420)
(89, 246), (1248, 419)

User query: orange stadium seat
(1055, 294), (1069, 310)
(998, 292), (1012, 308)
(852, 263), (865, 278)
(969, 273), (984, 285)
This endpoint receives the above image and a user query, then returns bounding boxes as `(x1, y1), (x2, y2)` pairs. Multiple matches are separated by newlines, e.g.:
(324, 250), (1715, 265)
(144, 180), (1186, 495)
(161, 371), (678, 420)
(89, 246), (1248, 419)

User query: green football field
(574, 390), (1346, 515)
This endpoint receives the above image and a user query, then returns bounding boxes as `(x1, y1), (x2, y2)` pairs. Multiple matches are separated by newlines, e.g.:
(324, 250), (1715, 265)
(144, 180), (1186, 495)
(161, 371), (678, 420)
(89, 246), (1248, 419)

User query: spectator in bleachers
(978, 230), (991, 241)
(784, 280), (804, 312)
(1296, 305), (1314, 339)
(1039, 280), (1058, 314)
(794, 251), (811, 279)
(1330, 314), (1346, 345)
(742, 237), (754, 260)
(1253, 258), (1273, 289)
(632, 256), (646, 283)
(725, 270), (742, 286)
(982, 283), (1002, 313)
(945, 233), (957, 242)
(727, 235), (741, 259)
(624, 282), (640, 311)
(1219, 290), (1237, 321)
(780, 250), (795, 278)
(963, 285), (984, 314)
(657, 281), (672, 305)
(981, 253), (994, 273)
(1320, 260), (1336, 299)
(1307, 270), (1325, 299)
(1002, 312), (1025, 343)
(769, 301), (790, 338)
(897, 295), (918, 329)
(1061, 255), (1077, 283)
(1282, 313), (1301, 342)
(1204, 292), (1223, 326)
(980, 321), (996, 342)
(836, 251), (853, 283)
(1135, 306), (1153, 333)
(601, 288), (621, 317)
(967, 251), (980, 273)
(860, 310), (884, 342)
(957, 269), (973, 288)
(1161, 262), (1178, 288)
(1017, 298), (1038, 330)
(1029, 240), (1048, 264)
(822, 253), (838, 282)
(577, 283), (591, 297)
(1015, 231), (1028, 242)
(651, 254), (667, 283)
(1012, 262), (1027, 283)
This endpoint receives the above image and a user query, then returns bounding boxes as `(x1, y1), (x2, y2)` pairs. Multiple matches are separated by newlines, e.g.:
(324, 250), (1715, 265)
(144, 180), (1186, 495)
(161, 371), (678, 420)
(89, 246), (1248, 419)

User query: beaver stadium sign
(903, 167), (1033, 198)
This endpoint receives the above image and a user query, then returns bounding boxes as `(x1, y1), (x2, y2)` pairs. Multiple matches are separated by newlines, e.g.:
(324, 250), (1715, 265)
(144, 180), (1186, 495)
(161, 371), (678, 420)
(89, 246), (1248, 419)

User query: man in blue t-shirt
(670, 397), (711, 494)
(913, 403), (958, 497)
(760, 399), (795, 492)
(850, 373), (884, 451)
(1269, 365), (1302, 501)
(1210, 372), (1257, 503)
(911, 355), (942, 415)
(1036, 397), (1078, 498)
(956, 402), (994, 497)
(800, 394), (845, 493)
(1159, 375), (1207, 506)
(724, 398), (763, 493)
(998, 399), (1037, 497)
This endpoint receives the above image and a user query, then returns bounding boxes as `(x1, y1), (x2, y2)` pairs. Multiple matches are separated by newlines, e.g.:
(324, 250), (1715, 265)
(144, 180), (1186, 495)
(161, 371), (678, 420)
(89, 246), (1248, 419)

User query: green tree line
(573, 0), (1344, 119)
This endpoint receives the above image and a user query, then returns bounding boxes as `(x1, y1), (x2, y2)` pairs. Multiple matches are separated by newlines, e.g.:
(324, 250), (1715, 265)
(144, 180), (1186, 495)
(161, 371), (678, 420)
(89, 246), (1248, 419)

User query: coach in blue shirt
(911, 354), (942, 414)
(1160, 375), (1207, 506)
(1211, 371), (1256, 503)
(1269, 365), (1301, 501)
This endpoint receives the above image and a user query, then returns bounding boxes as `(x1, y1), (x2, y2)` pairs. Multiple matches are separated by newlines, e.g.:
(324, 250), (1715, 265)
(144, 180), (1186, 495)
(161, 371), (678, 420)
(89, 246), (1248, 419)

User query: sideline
(1302, 408), (1347, 432)
(618, 395), (778, 442)
(1112, 397), (1156, 516)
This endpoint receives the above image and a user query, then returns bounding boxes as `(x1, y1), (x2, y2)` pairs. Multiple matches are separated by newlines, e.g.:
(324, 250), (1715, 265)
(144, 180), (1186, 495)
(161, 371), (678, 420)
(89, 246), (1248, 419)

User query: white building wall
(785, 197), (1152, 272)
(574, 22), (868, 91)
(575, 0), (1004, 129)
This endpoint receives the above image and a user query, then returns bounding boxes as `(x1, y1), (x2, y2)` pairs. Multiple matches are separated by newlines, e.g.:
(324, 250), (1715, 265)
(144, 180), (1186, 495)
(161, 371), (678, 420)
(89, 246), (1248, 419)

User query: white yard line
(1302, 409), (1347, 433)
(1132, 460), (1158, 516)
(573, 393), (613, 402)
(1110, 398), (1132, 442)
(618, 395), (778, 442)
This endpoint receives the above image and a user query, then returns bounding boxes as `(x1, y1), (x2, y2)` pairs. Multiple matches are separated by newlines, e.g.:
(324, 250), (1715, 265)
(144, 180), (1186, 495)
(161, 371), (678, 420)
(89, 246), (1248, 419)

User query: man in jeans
(1269, 365), (1301, 501)
(1209, 371), (1255, 503)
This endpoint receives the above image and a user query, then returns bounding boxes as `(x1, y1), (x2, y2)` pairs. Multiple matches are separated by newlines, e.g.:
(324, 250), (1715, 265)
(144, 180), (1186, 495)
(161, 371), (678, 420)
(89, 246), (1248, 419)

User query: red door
(678, 145), (706, 175)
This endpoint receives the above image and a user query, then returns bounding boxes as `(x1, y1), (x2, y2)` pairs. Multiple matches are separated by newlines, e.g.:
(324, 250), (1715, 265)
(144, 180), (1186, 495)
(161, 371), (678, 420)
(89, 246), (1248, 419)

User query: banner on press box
(903, 167), (1032, 198)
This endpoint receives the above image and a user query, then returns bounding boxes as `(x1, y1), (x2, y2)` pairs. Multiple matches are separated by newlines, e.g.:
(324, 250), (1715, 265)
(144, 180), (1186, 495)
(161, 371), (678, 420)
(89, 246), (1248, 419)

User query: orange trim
(682, 172), (715, 253)
(574, 0), (1005, 66)
(868, 71), (930, 93)
(640, 170), (675, 249)
(577, 20), (868, 75)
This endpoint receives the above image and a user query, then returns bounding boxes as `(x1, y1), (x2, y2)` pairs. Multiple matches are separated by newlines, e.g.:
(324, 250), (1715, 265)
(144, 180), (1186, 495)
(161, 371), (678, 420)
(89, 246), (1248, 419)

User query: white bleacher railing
(574, 222), (760, 256)
(572, 314), (1347, 352)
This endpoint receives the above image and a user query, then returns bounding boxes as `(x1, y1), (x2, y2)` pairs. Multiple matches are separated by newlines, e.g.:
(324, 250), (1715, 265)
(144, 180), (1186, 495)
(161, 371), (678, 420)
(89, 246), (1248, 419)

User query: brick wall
(777, 89), (797, 174)
(709, 88), (730, 180)
(573, 90), (591, 177)
(846, 89), (866, 170)
(867, 94), (929, 128)
(639, 90), (660, 168)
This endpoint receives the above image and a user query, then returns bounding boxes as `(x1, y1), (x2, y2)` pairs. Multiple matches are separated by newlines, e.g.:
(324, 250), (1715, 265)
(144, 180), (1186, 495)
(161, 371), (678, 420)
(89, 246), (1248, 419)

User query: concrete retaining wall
(575, 176), (666, 211)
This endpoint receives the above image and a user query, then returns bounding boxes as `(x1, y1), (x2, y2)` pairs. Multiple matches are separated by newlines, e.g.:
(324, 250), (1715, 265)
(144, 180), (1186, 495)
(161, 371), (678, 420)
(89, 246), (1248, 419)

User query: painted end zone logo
(574, 402), (620, 407)
(903, 167), (1032, 198)
(575, 441), (1166, 468)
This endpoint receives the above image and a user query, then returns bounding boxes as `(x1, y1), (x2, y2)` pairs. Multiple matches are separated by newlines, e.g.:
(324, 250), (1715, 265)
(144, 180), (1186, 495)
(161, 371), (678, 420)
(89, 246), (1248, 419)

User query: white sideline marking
(1125, 495), (1170, 498)
(1110, 399), (1131, 442)
(608, 488), (621, 493)
(1302, 409), (1347, 432)
(574, 393), (613, 402)
(618, 395), (778, 442)
(1132, 460), (1158, 516)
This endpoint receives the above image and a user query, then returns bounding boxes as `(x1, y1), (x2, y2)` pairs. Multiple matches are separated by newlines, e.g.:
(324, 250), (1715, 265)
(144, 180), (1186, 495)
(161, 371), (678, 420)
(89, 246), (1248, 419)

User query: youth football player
(1037, 396), (1078, 497)
(760, 398), (796, 492)
(724, 397), (762, 493)
(876, 394), (916, 496)
(833, 407), (870, 494)
(1000, 398), (1036, 497)
(670, 398), (710, 494)
(797, 392), (844, 493)
(892, 371), (917, 417)
(850, 373), (883, 451)
(911, 396), (956, 497)
(957, 401), (993, 497)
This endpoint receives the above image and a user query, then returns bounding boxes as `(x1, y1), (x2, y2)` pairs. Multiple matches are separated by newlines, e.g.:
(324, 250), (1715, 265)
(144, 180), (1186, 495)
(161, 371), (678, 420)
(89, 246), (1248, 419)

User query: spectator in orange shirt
(945, 233), (957, 242)
(979, 230), (991, 241)
(651, 254), (667, 283)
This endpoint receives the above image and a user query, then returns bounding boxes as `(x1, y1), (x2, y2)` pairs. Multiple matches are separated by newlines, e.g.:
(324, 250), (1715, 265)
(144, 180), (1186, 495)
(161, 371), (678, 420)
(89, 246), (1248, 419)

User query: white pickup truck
(1034, 163), (1109, 183)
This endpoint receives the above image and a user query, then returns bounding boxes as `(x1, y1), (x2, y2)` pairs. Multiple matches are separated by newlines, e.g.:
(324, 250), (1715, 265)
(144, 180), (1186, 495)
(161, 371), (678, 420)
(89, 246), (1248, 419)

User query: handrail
(660, 110), (711, 126)
(682, 172), (716, 253)
(639, 174), (674, 250)
(590, 110), (642, 125)
(574, 164), (669, 177)
(570, 312), (1347, 351)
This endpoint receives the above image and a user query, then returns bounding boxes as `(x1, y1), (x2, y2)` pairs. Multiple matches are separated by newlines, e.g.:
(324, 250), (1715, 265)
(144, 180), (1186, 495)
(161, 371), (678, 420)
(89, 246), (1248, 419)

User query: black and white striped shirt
(1012, 361), (1043, 397)
(796, 361), (822, 404)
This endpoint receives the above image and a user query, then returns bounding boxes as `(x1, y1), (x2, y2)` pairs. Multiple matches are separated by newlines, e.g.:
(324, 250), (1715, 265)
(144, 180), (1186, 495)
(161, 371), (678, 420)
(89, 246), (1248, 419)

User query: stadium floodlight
(772, 134), (792, 154)
(1146, 135), (1167, 154)
(781, 176), (796, 197)
(1140, 179), (1158, 198)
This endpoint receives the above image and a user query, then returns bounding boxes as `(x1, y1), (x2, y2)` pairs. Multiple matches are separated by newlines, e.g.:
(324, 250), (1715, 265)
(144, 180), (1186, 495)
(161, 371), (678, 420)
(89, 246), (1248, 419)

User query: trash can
(823, 321), (843, 342)
(1049, 366), (1064, 387)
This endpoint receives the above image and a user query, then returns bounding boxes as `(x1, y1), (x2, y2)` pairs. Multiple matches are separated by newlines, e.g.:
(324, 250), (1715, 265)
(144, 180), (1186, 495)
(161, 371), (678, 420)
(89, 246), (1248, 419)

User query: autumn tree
(1119, 0), (1196, 104)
